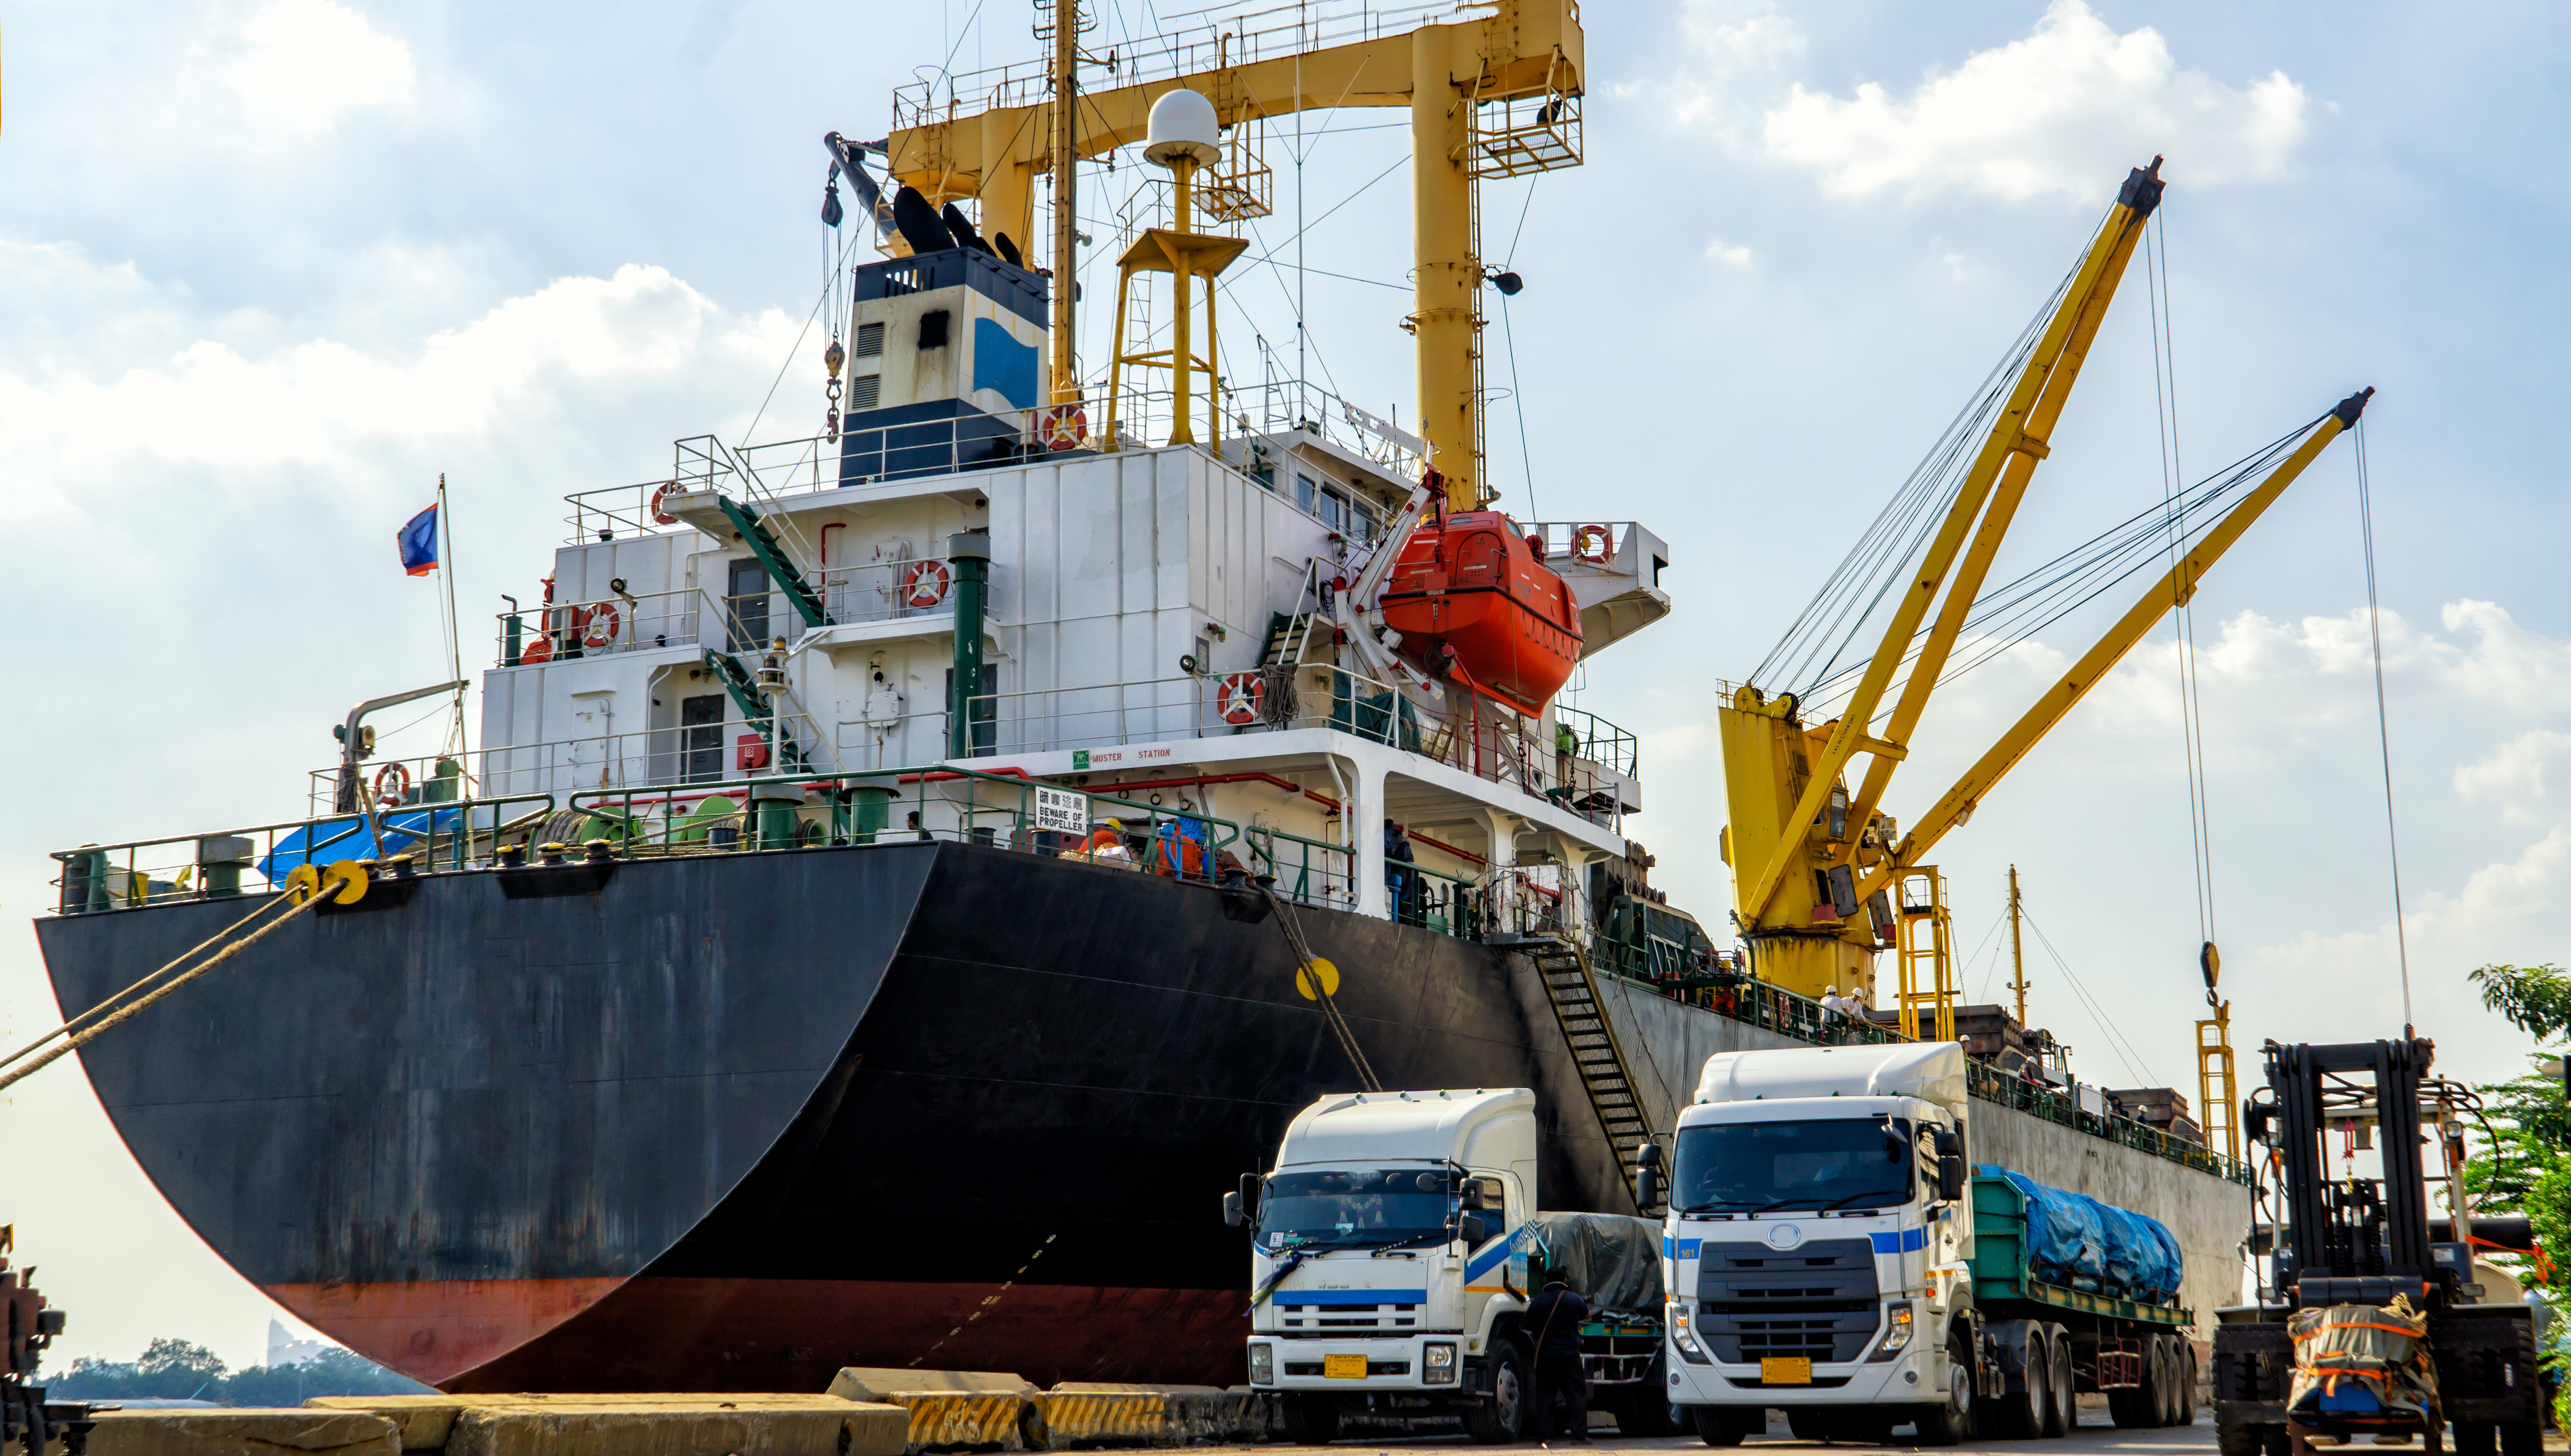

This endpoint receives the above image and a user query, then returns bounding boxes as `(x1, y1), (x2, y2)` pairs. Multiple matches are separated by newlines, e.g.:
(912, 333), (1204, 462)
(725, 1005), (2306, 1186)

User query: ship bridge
(474, 396), (1671, 936)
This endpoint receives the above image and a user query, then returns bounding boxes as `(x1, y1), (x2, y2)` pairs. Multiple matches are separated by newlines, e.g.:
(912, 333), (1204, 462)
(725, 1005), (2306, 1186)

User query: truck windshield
(1262, 1168), (1456, 1251)
(1671, 1118), (1913, 1215)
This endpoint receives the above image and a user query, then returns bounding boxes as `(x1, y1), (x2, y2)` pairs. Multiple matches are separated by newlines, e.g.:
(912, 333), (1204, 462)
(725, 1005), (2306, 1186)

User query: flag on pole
(398, 505), (439, 575)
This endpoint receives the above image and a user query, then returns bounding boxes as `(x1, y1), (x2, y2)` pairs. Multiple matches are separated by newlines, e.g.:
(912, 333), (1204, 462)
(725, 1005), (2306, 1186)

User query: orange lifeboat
(1377, 510), (1582, 714)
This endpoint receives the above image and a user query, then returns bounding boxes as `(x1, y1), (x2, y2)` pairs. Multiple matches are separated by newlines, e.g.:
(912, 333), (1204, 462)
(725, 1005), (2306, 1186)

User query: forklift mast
(2260, 1037), (2444, 1309)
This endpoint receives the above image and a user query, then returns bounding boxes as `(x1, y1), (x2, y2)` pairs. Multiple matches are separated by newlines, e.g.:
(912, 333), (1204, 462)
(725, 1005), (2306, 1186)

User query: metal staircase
(701, 650), (813, 771)
(1256, 609), (1321, 667)
(1521, 936), (1661, 1213)
(712, 495), (833, 630)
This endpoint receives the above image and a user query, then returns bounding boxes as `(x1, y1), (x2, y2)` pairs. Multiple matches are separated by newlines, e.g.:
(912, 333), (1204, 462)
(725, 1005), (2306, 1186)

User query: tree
(2470, 962), (2571, 1041)
(132, 1338), (227, 1384)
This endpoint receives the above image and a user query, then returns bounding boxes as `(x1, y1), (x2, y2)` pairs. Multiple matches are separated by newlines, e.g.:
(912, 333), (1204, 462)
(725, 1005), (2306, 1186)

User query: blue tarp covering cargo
(257, 808), (467, 882)
(1979, 1165), (2183, 1303)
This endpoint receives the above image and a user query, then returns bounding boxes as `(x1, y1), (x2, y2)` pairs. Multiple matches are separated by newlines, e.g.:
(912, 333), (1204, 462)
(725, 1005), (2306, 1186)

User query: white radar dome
(1143, 89), (1221, 169)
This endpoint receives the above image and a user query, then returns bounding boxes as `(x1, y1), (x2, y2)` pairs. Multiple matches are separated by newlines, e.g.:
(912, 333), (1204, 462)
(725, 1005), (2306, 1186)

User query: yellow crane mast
(880, 0), (1585, 513)
(1717, 158), (2374, 1013)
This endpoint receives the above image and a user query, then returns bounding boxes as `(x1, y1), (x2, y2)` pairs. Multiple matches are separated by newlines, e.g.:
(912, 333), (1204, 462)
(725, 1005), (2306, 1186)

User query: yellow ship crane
(1718, 158), (2374, 1009)
(880, 0), (1585, 513)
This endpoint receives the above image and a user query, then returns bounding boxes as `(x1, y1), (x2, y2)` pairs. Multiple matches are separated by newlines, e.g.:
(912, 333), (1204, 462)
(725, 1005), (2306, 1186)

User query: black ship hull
(36, 841), (1638, 1390)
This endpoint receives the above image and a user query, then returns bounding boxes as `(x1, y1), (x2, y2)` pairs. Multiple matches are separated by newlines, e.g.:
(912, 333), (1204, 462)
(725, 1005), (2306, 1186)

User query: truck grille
(1277, 1300), (1421, 1332)
(1694, 1240), (1881, 1365)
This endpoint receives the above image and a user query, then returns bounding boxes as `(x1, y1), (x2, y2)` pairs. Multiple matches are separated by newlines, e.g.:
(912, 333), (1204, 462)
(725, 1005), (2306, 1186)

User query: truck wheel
(1693, 1406), (1754, 1447)
(2217, 1420), (2265, 1456)
(1279, 1394), (1340, 1445)
(1460, 1342), (1527, 1445)
(2009, 1327), (2054, 1440)
(2107, 1388), (2149, 1429)
(2045, 1330), (2074, 1436)
(2178, 1343), (2198, 1425)
(1914, 1345), (1975, 1447)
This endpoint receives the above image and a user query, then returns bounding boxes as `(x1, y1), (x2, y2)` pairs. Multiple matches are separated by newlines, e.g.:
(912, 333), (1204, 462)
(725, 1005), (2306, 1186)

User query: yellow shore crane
(1717, 159), (2372, 1033)
(879, 0), (1585, 514)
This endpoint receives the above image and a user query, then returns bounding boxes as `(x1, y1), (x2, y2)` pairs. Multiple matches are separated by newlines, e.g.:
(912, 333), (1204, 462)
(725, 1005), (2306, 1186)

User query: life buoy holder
(1036, 403), (1089, 451)
(581, 602), (622, 650)
(901, 558), (952, 609)
(373, 761), (412, 807)
(1217, 672), (1266, 726)
(518, 633), (554, 664)
(649, 481), (680, 526)
(1572, 523), (1613, 565)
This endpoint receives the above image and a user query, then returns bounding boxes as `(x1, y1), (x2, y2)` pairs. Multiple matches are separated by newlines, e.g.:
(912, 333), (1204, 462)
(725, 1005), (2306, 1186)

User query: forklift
(2213, 1039), (2546, 1456)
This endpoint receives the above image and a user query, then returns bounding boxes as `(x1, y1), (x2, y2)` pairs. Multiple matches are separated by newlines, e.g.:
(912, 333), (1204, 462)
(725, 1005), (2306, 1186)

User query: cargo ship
(35, 1), (2260, 1394)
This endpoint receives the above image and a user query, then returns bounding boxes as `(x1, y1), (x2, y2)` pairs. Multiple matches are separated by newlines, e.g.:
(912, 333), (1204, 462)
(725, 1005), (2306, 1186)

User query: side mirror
(1638, 1165), (1662, 1212)
(1223, 1190), (1244, 1228)
(1460, 1181), (1487, 1212)
(1460, 1214), (1490, 1246)
(1938, 1154), (1966, 1204)
(1240, 1172), (1264, 1219)
(1931, 1127), (1961, 1159)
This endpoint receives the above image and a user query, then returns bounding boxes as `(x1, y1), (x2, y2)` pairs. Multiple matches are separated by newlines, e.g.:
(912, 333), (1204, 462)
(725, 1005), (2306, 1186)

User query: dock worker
(1524, 1267), (1591, 1443)
(1383, 820), (1418, 924)
(1554, 718), (1579, 790)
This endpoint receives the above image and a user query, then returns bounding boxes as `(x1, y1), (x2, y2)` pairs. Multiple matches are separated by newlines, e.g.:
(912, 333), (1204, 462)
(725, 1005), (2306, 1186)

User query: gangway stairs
(711, 495), (833, 631)
(701, 650), (814, 772)
(1520, 936), (1661, 1213)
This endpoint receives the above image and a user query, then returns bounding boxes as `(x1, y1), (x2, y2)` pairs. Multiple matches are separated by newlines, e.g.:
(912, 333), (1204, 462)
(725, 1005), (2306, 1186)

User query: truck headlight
(1249, 1343), (1274, 1385)
(1425, 1342), (1457, 1384)
(1671, 1303), (1712, 1366)
(1868, 1302), (1913, 1363)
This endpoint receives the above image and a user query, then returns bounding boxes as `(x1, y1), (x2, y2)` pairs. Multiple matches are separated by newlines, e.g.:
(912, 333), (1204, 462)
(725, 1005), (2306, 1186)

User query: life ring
(901, 558), (952, 609)
(1036, 403), (1089, 451)
(373, 761), (412, 807)
(649, 482), (680, 526)
(581, 602), (622, 649)
(1217, 671), (1266, 725)
(1572, 523), (1613, 564)
(518, 633), (554, 664)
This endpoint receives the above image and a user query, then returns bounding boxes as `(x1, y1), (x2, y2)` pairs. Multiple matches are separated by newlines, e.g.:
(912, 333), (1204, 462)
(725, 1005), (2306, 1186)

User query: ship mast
(2007, 864), (2027, 1024)
(1046, 0), (1079, 406)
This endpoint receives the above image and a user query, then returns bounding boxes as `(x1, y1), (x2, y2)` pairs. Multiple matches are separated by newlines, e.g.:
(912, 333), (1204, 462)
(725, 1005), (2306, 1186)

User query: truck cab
(1233, 1088), (1539, 1444)
(1661, 1043), (1979, 1445)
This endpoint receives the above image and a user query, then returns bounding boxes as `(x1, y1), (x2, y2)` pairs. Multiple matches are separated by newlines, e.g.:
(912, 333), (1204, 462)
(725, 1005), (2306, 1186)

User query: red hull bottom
(269, 1278), (1250, 1392)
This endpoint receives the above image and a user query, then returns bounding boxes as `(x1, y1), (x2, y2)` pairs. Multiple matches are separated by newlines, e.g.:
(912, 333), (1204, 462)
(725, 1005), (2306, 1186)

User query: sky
(4, 0), (2569, 1369)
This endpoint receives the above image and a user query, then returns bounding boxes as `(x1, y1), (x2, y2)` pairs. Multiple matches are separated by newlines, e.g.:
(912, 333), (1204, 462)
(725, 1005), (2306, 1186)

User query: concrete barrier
(303, 1394), (907, 1456)
(86, 1409), (400, 1456)
(444, 1403), (904, 1456)
(1035, 1385), (1270, 1448)
(825, 1371), (1041, 1453)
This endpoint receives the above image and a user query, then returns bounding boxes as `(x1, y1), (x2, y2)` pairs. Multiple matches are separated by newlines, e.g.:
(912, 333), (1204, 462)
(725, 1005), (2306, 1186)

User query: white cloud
(1704, 238), (1755, 268)
(1746, 0), (2308, 203)
(2454, 730), (2571, 826)
(222, 0), (417, 133)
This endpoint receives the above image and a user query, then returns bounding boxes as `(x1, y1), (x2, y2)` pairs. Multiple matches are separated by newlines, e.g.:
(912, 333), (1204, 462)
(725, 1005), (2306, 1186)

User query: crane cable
(2146, 206), (2222, 987)
(2355, 417), (2415, 1034)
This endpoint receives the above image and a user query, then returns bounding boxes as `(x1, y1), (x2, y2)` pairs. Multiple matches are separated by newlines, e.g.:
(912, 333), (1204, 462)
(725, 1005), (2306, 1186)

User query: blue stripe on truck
(1869, 1228), (1927, 1254)
(1273, 1287), (1431, 1306)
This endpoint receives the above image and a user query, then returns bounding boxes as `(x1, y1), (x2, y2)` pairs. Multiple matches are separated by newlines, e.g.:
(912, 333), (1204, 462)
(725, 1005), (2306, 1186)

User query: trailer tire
(2045, 1329), (2074, 1436)
(2178, 1342), (2198, 1426)
(1461, 1341), (1528, 1445)
(1279, 1394), (1339, 1445)
(2157, 1337), (2185, 1427)
(1693, 1406), (1755, 1447)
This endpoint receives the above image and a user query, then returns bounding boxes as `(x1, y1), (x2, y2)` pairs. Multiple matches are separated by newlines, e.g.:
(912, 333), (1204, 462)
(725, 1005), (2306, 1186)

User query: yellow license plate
(1761, 1356), (1813, 1385)
(1323, 1353), (1368, 1379)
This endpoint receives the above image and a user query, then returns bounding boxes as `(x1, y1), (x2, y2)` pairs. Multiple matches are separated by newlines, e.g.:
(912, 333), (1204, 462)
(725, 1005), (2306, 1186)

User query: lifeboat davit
(1378, 510), (1582, 714)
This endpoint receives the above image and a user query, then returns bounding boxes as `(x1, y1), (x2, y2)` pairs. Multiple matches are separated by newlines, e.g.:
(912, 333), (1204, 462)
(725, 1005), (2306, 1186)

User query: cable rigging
(2356, 418), (2415, 1033)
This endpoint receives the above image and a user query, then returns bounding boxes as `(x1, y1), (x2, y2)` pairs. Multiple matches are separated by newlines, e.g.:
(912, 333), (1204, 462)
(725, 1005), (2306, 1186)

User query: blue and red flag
(398, 505), (439, 576)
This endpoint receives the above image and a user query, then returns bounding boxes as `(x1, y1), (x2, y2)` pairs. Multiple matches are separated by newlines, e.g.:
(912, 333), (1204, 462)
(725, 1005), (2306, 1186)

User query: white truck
(1657, 1042), (2196, 1447)
(1226, 1088), (1675, 1444)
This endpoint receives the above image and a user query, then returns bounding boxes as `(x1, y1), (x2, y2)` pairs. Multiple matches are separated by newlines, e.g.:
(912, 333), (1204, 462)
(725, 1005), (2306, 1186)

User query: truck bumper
(1251, 1336), (1466, 1397)
(1669, 1344), (1929, 1407)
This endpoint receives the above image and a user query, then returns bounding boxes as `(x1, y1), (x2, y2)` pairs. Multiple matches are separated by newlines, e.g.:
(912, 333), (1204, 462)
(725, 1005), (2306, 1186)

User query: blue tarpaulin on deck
(257, 808), (467, 882)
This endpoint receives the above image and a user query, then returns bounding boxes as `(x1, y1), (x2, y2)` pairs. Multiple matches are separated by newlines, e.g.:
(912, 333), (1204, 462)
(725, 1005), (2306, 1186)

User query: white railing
(496, 586), (707, 665)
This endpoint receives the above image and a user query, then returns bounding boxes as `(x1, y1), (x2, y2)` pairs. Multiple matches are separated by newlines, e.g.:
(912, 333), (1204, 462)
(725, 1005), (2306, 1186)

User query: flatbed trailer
(1966, 1171), (2199, 1431)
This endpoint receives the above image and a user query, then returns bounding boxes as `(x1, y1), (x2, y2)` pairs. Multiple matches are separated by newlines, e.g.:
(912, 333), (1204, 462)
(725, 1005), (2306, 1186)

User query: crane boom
(1732, 161), (2164, 934)
(1852, 388), (2374, 904)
